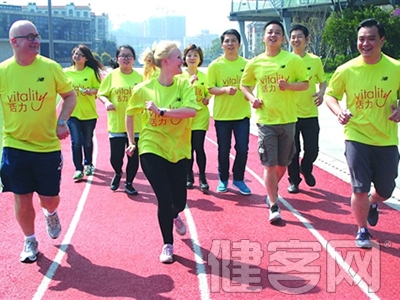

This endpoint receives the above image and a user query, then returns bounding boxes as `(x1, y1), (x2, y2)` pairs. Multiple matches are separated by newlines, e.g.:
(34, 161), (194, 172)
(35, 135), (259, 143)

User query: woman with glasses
(125, 41), (198, 263)
(182, 44), (211, 192)
(64, 44), (105, 182)
(97, 45), (143, 195)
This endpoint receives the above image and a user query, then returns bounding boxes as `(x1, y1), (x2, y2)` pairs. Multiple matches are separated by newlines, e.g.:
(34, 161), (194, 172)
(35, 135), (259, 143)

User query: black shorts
(344, 140), (399, 198)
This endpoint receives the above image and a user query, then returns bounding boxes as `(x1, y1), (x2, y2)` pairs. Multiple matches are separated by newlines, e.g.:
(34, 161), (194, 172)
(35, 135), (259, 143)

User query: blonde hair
(140, 41), (179, 80)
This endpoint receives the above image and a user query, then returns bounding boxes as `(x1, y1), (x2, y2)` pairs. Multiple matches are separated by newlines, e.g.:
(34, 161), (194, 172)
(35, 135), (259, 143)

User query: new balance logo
(381, 76), (388, 81)
(307, 67), (311, 70)
(176, 97), (182, 102)
(37, 77), (44, 82)
(281, 65), (286, 69)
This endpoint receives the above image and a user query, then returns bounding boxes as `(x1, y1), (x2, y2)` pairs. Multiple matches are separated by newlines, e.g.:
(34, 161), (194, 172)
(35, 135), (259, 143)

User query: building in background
(0, 2), (109, 64)
(184, 30), (218, 50)
(246, 21), (265, 58)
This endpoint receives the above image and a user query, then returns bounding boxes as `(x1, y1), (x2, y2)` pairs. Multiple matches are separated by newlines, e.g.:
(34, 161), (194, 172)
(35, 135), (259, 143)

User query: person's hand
(224, 86), (237, 95)
(104, 100), (115, 111)
(251, 98), (262, 109)
(278, 79), (289, 91)
(56, 125), (70, 140)
(313, 92), (324, 106)
(337, 109), (352, 125)
(389, 104), (400, 123)
(145, 101), (158, 114)
(202, 97), (210, 105)
(190, 74), (198, 85)
(125, 144), (136, 157)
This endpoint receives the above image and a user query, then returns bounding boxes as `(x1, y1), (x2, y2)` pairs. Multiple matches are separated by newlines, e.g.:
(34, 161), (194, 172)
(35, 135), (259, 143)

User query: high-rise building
(145, 15), (186, 47)
(247, 21), (265, 58)
(0, 2), (109, 64)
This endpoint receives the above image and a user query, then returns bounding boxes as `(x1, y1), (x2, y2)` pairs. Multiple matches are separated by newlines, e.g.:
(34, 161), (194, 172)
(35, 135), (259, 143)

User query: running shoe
(232, 180), (251, 195)
(85, 164), (95, 176)
(73, 170), (83, 182)
(269, 204), (281, 223)
(20, 238), (39, 263)
(367, 204), (379, 227)
(355, 228), (372, 248)
(174, 215), (186, 236)
(160, 244), (174, 263)
(45, 211), (61, 239)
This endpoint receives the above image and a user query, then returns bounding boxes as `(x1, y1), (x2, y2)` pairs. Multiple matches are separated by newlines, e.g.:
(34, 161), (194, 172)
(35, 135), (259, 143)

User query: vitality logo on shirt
(222, 75), (242, 86)
(354, 86), (392, 108)
(6, 89), (48, 112)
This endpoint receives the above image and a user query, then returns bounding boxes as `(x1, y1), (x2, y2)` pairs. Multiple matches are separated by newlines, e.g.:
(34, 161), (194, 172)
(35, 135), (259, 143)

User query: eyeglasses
(13, 33), (41, 41)
(73, 53), (85, 58)
(118, 54), (134, 59)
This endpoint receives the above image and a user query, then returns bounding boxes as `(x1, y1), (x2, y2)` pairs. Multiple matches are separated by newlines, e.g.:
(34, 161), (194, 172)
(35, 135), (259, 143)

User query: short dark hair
(357, 18), (385, 38)
(220, 29), (241, 44)
(264, 20), (285, 36)
(183, 44), (204, 67)
(290, 24), (309, 38)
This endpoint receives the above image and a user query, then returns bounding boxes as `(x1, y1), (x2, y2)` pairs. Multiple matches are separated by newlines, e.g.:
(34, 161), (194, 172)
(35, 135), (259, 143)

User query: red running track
(1, 101), (399, 300)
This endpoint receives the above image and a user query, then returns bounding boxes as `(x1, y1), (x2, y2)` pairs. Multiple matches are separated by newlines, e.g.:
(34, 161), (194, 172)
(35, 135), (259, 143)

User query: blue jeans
(214, 117), (250, 181)
(67, 117), (97, 171)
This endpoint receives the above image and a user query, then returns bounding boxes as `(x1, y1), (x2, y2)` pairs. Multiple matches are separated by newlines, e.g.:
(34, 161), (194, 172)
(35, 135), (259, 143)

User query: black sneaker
(287, 182), (299, 193)
(186, 180), (194, 189)
(355, 228), (372, 248)
(186, 173), (194, 189)
(199, 178), (209, 192)
(125, 183), (138, 195)
(367, 204), (379, 227)
(301, 169), (316, 187)
(110, 174), (121, 191)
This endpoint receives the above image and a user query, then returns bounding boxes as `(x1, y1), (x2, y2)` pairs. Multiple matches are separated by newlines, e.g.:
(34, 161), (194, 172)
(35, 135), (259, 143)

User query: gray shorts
(345, 140), (399, 198)
(257, 123), (296, 167)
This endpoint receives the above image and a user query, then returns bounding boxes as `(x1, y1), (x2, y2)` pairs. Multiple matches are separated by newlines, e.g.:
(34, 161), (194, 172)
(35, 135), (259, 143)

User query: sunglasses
(13, 33), (41, 41)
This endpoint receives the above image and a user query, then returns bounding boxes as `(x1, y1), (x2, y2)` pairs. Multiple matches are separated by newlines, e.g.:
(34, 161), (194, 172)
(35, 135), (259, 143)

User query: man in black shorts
(325, 18), (400, 248)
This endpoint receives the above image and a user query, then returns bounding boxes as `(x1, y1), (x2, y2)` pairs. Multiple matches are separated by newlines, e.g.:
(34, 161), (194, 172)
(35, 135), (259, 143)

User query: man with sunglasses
(0, 20), (76, 263)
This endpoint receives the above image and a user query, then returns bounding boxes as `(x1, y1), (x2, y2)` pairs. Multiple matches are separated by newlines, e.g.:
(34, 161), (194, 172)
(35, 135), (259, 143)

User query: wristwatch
(57, 119), (67, 126)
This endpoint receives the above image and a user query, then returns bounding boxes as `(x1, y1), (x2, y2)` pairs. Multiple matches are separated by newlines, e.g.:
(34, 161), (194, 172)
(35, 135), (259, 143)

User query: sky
(4, 0), (239, 36)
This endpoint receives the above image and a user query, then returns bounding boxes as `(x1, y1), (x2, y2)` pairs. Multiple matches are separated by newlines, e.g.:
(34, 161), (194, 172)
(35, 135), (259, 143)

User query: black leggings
(188, 130), (207, 177)
(140, 153), (187, 245)
(109, 136), (139, 183)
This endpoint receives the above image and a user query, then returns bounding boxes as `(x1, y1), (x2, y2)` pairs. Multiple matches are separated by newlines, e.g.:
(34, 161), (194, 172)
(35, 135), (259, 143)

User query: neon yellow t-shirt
(126, 77), (199, 162)
(326, 54), (400, 146)
(0, 55), (73, 152)
(64, 66), (100, 120)
(97, 68), (143, 134)
(181, 70), (210, 131)
(295, 53), (326, 118)
(241, 50), (309, 125)
(207, 56), (251, 121)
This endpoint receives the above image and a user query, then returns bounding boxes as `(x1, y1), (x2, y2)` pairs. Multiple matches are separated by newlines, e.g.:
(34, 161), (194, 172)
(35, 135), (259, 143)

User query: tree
(97, 40), (117, 58)
(92, 51), (101, 62)
(100, 52), (112, 66)
(322, 6), (400, 60)
(203, 38), (223, 66)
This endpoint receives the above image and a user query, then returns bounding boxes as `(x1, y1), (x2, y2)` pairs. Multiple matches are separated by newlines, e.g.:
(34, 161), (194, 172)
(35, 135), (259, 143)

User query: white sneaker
(20, 238), (39, 263)
(266, 195), (280, 208)
(174, 215), (186, 236)
(45, 211), (61, 239)
(269, 204), (281, 223)
(160, 244), (174, 263)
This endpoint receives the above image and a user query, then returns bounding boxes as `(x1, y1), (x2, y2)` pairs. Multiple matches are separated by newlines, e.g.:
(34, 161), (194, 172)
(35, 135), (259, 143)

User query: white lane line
(32, 132), (98, 300)
(205, 135), (379, 299)
(184, 205), (211, 300)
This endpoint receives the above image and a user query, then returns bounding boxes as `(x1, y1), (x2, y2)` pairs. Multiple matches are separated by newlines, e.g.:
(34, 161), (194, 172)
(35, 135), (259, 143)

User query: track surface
(1, 102), (399, 300)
